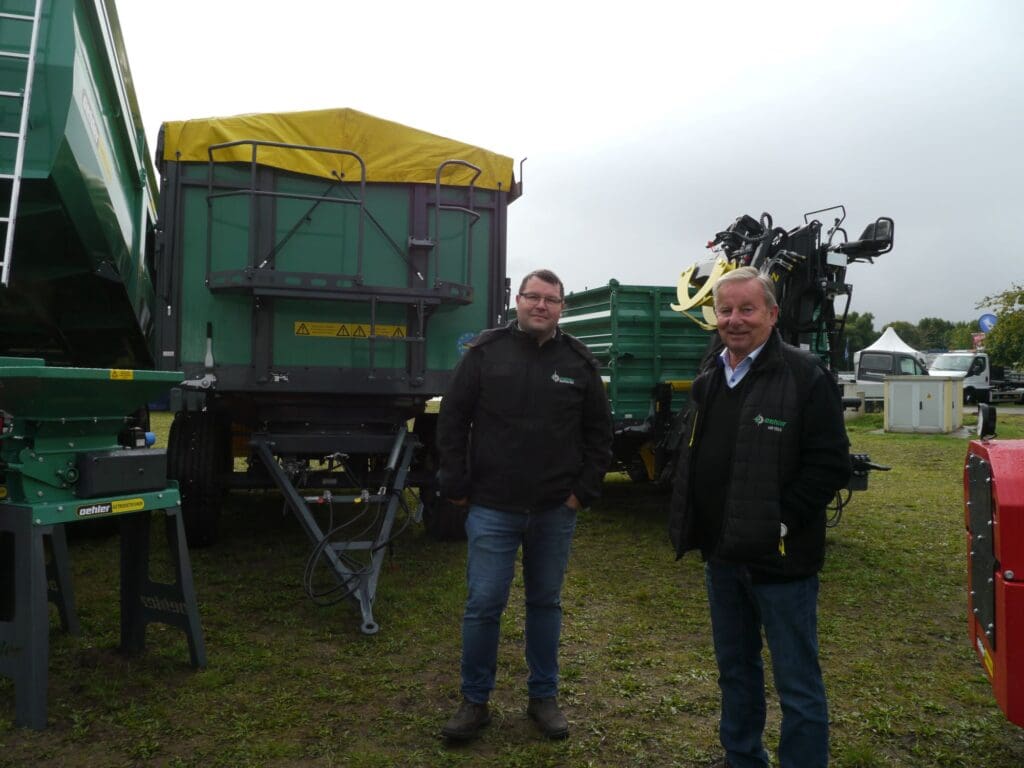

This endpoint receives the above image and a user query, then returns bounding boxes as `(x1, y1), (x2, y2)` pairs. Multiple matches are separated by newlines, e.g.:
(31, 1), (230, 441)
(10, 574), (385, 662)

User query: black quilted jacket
(669, 331), (851, 577)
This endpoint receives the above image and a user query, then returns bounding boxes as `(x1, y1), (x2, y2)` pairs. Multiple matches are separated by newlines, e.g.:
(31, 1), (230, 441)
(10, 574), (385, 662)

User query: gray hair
(711, 266), (778, 310)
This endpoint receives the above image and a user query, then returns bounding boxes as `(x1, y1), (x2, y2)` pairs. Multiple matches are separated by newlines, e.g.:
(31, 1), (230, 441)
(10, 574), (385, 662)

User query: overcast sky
(117, 0), (1023, 330)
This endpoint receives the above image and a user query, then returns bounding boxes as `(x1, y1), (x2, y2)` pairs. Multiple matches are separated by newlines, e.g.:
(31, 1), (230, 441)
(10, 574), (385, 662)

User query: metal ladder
(0, 0), (43, 286)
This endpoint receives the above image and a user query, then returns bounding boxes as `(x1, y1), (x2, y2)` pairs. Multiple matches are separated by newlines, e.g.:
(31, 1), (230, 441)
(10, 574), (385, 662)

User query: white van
(928, 351), (990, 403)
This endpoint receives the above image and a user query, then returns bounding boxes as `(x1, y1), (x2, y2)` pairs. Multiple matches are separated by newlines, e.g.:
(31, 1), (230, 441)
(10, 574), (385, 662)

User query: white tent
(854, 327), (928, 369)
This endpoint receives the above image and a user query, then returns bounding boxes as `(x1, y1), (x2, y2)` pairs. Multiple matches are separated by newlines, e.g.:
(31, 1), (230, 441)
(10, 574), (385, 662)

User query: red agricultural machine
(965, 407), (1024, 727)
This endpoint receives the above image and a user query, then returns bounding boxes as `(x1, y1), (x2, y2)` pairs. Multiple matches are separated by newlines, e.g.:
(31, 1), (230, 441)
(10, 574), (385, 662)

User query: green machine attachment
(0, 358), (206, 729)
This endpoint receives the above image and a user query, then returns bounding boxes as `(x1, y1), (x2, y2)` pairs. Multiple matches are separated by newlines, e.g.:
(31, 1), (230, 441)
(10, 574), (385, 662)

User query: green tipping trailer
(560, 280), (713, 484)
(0, 1), (202, 729)
(155, 108), (520, 631)
(0, 0), (157, 368)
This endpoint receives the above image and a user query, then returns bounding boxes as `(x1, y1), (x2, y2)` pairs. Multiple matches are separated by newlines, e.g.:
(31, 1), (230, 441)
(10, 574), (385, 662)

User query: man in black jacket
(437, 268), (613, 742)
(668, 266), (850, 768)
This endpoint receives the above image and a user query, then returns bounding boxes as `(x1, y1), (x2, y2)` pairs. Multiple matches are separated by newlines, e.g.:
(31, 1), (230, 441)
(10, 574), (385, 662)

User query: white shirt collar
(718, 340), (769, 389)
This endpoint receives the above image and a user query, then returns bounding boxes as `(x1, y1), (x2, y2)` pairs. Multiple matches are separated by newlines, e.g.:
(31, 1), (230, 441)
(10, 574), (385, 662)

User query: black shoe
(441, 699), (491, 741)
(527, 697), (569, 739)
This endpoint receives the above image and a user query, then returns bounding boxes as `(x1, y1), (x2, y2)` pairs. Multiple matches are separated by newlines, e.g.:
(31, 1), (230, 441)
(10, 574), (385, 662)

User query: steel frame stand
(120, 506), (207, 669)
(0, 505), (205, 729)
(0, 514), (75, 729)
(251, 426), (418, 634)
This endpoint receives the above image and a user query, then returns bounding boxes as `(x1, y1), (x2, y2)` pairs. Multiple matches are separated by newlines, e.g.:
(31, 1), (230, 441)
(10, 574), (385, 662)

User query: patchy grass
(2, 413), (1024, 766)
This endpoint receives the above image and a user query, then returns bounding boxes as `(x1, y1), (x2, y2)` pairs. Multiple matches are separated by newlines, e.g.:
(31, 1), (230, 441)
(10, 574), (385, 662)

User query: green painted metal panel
(561, 281), (713, 424)
(0, 359), (181, 419)
(159, 149), (507, 397)
(5, 488), (180, 526)
(425, 209), (500, 372)
(177, 179), (253, 367)
(0, 0), (157, 368)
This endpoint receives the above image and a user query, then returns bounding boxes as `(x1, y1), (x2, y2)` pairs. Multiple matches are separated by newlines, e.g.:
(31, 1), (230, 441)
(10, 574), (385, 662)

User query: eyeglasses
(518, 292), (564, 307)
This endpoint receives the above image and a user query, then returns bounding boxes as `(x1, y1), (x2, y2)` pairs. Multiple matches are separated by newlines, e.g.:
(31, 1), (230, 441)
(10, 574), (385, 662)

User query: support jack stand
(252, 425), (418, 634)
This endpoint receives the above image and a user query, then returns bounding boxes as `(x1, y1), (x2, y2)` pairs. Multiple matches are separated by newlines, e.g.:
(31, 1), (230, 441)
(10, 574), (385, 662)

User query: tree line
(840, 283), (1024, 369)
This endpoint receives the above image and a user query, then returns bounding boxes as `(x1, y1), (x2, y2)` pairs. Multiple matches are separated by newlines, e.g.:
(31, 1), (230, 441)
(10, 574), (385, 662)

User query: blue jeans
(705, 562), (829, 768)
(460, 503), (577, 703)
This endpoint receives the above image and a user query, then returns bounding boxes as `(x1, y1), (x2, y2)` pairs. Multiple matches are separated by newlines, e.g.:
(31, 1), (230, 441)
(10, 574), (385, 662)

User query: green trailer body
(0, 0), (156, 368)
(152, 109), (520, 599)
(561, 280), (711, 424)
(560, 280), (712, 481)
(155, 109), (516, 407)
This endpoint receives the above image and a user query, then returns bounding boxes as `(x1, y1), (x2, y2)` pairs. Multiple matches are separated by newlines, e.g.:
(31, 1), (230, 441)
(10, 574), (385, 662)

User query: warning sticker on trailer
(109, 369), (134, 380)
(294, 322), (407, 339)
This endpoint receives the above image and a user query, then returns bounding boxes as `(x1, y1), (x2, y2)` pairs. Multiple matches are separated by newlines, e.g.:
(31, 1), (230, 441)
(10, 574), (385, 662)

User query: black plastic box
(75, 449), (168, 498)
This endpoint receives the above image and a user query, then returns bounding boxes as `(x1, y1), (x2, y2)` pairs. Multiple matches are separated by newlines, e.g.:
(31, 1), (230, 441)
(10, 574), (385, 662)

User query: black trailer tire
(410, 412), (467, 541)
(168, 410), (229, 547)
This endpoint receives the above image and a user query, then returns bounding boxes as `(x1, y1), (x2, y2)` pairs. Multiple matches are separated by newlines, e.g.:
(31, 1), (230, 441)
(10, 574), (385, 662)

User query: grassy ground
(3, 413), (1024, 766)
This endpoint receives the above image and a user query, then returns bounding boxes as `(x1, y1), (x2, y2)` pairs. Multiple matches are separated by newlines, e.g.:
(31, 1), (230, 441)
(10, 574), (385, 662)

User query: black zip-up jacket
(669, 330), (851, 578)
(437, 322), (613, 513)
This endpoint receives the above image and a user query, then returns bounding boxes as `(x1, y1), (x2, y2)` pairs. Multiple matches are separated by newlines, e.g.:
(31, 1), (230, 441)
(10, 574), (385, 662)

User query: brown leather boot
(527, 697), (569, 739)
(441, 699), (491, 741)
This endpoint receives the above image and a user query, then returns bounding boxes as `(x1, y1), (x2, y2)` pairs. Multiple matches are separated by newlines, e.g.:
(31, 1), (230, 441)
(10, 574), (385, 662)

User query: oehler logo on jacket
(753, 414), (788, 432)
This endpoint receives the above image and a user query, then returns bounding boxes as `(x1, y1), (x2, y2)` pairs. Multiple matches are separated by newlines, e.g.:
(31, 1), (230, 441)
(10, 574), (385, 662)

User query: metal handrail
(205, 139), (367, 281)
(433, 160), (481, 289)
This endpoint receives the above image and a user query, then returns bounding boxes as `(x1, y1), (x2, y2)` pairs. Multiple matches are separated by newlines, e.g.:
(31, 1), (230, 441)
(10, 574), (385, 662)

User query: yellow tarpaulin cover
(161, 108), (516, 192)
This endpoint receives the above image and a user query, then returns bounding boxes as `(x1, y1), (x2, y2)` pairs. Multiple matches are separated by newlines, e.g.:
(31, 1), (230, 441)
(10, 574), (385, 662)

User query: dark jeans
(460, 503), (577, 703)
(705, 561), (829, 768)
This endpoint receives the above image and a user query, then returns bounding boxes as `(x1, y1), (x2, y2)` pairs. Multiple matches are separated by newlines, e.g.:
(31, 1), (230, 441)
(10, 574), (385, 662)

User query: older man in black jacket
(438, 268), (613, 742)
(669, 266), (851, 768)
